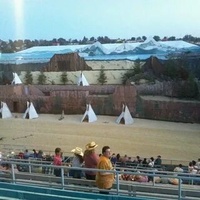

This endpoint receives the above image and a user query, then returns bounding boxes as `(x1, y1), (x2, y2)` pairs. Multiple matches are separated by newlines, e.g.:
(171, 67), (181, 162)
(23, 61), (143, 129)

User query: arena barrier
(0, 159), (200, 199)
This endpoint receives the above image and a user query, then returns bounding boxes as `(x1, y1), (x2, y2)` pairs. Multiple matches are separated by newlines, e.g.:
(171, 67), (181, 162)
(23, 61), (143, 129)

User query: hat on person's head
(85, 141), (98, 150)
(71, 147), (83, 156)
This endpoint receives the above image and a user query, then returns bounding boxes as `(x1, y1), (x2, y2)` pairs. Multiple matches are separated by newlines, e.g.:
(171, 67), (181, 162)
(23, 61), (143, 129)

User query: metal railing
(0, 159), (200, 200)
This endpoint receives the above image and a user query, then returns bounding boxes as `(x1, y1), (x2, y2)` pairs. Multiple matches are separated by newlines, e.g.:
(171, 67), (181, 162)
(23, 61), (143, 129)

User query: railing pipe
(11, 164), (16, 183)
(61, 168), (65, 189)
(178, 178), (182, 200)
(116, 172), (119, 195)
(28, 160), (31, 173)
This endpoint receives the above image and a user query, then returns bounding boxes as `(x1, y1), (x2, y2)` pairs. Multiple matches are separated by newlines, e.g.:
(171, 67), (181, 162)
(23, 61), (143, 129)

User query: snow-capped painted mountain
(135, 37), (178, 53)
(111, 42), (134, 54)
(0, 40), (199, 64)
(77, 41), (109, 55)
(159, 40), (197, 49)
(108, 38), (176, 55)
(138, 37), (160, 49)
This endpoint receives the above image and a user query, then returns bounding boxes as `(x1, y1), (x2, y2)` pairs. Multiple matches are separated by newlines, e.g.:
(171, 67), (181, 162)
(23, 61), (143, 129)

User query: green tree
(168, 36), (176, 41)
(121, 60), (142, 84)
(133, 60), (142, 74)
(49, 80), (55, 85)
(60, 71), (68, 85)
(81, 36), (88, 44)
(37, 72), (46, 85)
(142, 36), (147, 41)
(131, 37), (136, 41)
(183, 74), (199, 98)
(164, 60), (179, 80)
(89, 36), (95, 41)
(57, 38), (67, 45)
(97, 66), (107, 85)
(136, 36), (142, 41)
(24, 71), (33, 85)
(153, 35), (161, 41)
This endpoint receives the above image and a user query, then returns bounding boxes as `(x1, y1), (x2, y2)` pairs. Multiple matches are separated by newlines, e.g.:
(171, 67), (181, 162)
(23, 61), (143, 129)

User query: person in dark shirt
(142, 158), (148, 167)
(110, 153), (117, 166)
(154, 155), (162, 167)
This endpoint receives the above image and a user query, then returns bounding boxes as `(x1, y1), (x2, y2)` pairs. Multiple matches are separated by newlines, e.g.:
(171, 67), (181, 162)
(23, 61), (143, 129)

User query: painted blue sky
(0, 0), (200, 41)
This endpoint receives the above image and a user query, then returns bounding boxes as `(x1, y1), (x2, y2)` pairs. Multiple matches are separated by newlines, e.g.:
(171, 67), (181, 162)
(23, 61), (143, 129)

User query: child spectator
(53, 147), (62, 177)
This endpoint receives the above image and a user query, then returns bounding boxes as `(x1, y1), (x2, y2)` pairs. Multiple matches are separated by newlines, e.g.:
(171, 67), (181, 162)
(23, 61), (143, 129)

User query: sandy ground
(0, 114), (200, 164)
(6, 60), (200, 164)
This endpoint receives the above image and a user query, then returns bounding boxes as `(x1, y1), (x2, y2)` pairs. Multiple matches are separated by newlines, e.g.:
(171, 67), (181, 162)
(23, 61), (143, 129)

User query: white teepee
(0, 102), (12, 119)
(23, 101), (38, 119)
(116, 104), (134, 125)
(77, 72), (89, 86)
(81, 104), (97, 123)
(11, 72), (22, 84)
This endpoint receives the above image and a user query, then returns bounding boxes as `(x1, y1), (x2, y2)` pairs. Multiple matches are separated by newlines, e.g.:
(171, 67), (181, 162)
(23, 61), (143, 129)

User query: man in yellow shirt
(96, 146), (115, 194)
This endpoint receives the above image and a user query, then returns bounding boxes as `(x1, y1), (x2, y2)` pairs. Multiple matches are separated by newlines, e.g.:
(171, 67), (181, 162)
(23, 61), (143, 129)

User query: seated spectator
(154, 177), (169, 184)
(174, 164), (184, 173)
(122, 155), (128, 163)
(154, 155), (162, 167)
(195, 158), (200, 173)
(134, 174), (148, 183)
(116, 153), (121, 162)
(32, 149), (38, 158)
(42, 154), (54, 174)
(7, 151), (15, 158)
(119, 155), (128, 167)
(23, 149), (30, 159)
(136, 156), (142, 164)
(156, 176), (181, 185)
(0, 164), (8, 174)
(197, 158), (200, 168)
(148, 157), (154, 168)
(45, 154), (53, 162)
(126, 157), (133, 165)
(110, 153), (117, 166)
(0, 163), (18, 174)
(188, 161), (197, 174)
(17, 152), (24, 159)
(37, 150), (44, 159)
(121, 172), (135, 181)
(142, 158), (148, 167)
(168, 177), (180, 185)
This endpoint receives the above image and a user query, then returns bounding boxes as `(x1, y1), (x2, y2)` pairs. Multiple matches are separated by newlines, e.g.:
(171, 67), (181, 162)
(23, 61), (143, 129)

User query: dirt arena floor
(0, 114), (200, 164)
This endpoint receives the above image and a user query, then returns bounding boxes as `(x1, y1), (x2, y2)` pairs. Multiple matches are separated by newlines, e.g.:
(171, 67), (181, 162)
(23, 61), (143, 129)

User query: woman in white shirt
(70, 147), (84, 178)
(148, 157), (155, 168)
(188, 162), (197, 174)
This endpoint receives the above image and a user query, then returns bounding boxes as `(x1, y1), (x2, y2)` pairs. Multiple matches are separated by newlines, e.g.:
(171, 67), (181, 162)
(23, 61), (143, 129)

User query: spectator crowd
(0, 143), (200, 189)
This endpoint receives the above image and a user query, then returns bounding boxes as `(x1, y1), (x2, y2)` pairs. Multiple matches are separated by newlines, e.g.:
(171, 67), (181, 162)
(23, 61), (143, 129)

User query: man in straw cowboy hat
(70, 147), (84, 178)
(96, 146), (115, 194)
(83, 141), (99, 180)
